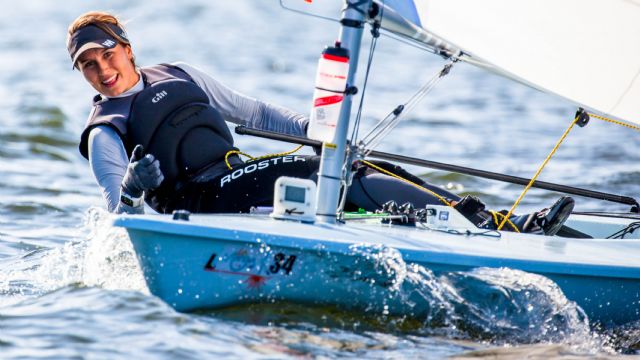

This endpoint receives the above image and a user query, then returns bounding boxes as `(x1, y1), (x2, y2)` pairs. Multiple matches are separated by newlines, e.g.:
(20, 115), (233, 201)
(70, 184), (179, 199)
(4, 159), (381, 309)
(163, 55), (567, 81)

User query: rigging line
(606, 221), (640, 239)
(497, 114), (580, 230)
(349, 42), (375, 142)
(350, 4), (383, 144)
(419, 222), (502, 238)
(337, 145), (356, 220)
(359, 159), (452, 206)
(380, 31), (441, 55)
(589, 112), (640, 132)
(362, 62), (451, 144)
(400, 64), (453, 106)
(361, 74), (439, 142)
(360, 74), (439, 147)
(361, 62), (453, 153)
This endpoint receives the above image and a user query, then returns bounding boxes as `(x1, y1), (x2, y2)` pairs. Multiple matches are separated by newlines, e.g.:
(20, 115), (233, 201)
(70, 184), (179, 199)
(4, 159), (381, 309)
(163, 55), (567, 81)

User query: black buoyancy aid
(79, 64), (238, 213)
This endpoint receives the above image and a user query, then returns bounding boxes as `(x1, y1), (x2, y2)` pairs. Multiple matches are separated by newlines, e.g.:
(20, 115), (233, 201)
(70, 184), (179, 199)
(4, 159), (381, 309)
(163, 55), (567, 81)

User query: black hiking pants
(168, 155), (460, 214)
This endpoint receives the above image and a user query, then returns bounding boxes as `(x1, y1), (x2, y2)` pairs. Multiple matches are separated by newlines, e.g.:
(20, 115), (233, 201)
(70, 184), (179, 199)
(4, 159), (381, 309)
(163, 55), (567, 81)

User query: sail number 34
(269, 253), (296, 275)
(204, 252), (297, 275)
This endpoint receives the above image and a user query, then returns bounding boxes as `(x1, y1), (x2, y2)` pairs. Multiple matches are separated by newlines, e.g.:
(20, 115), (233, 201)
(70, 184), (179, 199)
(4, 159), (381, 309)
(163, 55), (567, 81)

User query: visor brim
(71, 40), (117, 69)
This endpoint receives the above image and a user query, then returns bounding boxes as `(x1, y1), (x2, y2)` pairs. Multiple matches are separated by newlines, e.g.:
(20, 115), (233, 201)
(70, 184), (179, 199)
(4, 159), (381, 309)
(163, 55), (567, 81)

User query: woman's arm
(173, 62), (308, 136)
(88, 126), (145, 214)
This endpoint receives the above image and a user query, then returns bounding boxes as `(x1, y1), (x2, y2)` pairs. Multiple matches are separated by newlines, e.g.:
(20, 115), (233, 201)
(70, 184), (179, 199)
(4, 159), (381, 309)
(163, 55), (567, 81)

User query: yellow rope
(224, 145), (305, 170)
(490, 210), (499, 228)
(224, 150), (255, 169)
(497, 114), (580, 230)
(361, 160), (452, 206)
(588, 113), (640, 132)
(361, 160), (524, 231)
(252, 144), (304, 162)
(493, 111), (637, 231)
(489, 210), (520, 233)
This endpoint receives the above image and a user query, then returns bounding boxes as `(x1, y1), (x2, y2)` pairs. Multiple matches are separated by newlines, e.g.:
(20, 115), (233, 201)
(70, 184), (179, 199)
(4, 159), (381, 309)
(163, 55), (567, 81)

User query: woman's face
(77, 43), (139, 97)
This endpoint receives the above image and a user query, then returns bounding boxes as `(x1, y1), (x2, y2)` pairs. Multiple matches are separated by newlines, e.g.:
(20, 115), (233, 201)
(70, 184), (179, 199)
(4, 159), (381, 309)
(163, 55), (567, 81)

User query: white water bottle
(308, 42), (350, 143)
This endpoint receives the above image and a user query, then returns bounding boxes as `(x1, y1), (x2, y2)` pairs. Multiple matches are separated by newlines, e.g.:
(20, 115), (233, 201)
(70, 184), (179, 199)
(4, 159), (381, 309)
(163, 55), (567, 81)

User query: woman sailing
(67, 11), (573, 235)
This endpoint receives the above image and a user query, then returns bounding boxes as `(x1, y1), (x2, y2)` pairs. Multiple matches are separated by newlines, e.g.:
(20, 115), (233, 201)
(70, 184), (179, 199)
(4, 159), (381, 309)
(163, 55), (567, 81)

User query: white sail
(381, 0), (640, 126)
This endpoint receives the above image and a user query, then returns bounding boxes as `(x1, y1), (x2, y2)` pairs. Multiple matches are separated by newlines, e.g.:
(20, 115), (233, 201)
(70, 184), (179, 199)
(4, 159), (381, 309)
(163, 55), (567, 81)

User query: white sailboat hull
(114, 213), (640, 325)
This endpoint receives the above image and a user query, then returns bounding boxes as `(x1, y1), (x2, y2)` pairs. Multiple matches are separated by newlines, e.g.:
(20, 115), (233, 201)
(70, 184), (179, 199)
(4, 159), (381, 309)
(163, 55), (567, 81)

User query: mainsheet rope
(497, 114), (580, 230)
(497, 112), (640, 231)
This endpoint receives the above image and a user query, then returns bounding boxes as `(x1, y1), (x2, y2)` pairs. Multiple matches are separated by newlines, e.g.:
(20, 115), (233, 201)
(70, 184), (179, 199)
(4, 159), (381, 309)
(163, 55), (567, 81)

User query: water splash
(443, 268), (598, 347)
(348, 244), (457, 327)
(347, 244), (609, 352)
(604, 320), (640, 354)
(0, 207), (147, 307)
(78, 208), (147, 292)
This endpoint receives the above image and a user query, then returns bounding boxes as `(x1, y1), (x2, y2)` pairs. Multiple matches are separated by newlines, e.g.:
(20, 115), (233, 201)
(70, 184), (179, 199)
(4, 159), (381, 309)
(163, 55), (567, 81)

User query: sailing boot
(456, 195), (575, 235)
(528, 196), (575, 236)
(489, 197), (575, 235)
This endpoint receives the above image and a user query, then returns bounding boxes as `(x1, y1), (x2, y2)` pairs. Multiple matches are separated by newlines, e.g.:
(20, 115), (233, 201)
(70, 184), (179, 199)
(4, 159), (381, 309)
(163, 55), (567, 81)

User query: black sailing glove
(121, 144), (164, 198)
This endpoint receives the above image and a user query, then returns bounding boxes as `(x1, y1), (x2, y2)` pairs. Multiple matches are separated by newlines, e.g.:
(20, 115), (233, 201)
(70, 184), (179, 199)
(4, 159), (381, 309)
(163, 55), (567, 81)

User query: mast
(314, 0), (372, 224)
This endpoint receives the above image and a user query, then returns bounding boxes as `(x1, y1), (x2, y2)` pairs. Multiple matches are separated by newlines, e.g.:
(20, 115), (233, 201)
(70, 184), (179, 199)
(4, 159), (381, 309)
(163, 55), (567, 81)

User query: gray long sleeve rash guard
(87, 62), (308, 214)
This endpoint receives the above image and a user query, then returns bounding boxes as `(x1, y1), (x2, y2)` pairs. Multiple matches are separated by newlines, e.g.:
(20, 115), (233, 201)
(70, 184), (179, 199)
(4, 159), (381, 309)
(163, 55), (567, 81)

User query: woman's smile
(101, 74), (118, 87)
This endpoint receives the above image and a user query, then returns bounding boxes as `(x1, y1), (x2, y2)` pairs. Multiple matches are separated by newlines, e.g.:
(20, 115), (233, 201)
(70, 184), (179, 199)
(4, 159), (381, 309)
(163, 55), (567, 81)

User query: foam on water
(348, 244), (612, 353)
(0, 208), (146, 308)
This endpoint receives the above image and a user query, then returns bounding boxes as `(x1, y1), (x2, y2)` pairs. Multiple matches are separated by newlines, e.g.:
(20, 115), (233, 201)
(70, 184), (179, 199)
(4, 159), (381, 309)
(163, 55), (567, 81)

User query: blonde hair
(67, 11), (135, 67)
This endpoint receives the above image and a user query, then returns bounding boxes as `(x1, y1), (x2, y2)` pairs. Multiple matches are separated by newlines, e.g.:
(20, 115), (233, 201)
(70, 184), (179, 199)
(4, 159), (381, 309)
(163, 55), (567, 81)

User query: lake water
(1, 0), (639, 358)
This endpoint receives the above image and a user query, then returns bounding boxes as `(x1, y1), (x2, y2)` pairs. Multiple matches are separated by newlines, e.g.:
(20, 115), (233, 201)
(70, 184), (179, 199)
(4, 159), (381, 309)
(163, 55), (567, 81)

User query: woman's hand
(121, 145), (164, 198)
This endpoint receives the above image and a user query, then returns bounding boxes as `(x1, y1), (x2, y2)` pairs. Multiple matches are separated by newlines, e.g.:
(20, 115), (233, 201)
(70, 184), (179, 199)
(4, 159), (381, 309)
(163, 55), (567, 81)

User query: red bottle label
(314, 95), (344, 107)
(322, 53), (349, 63)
